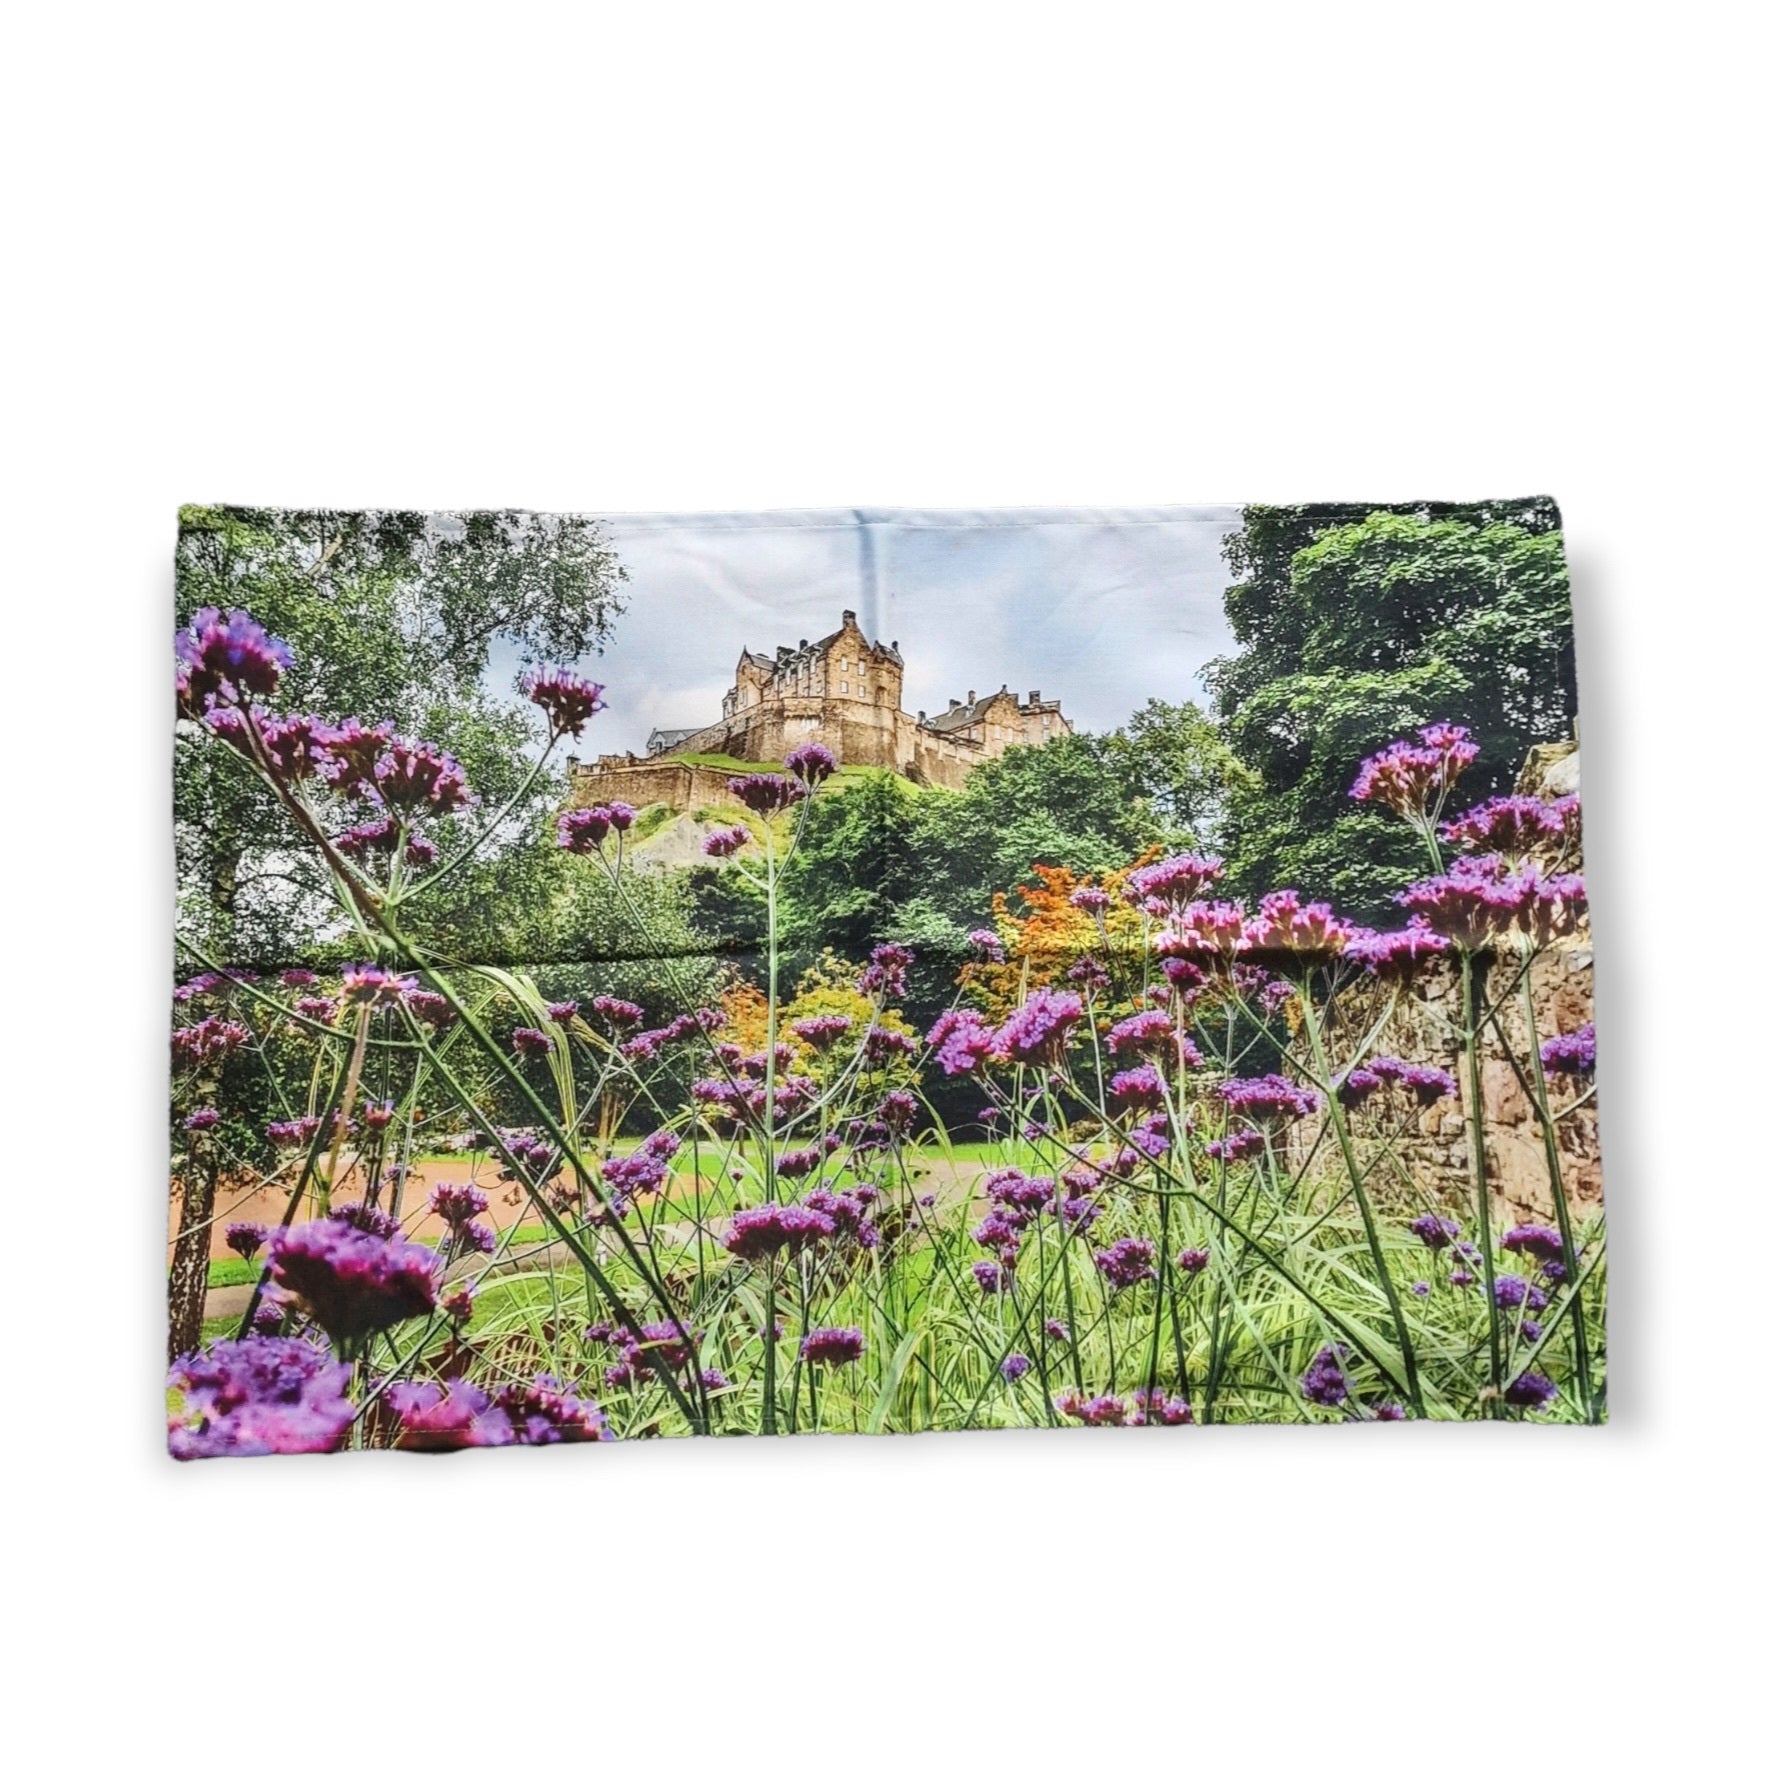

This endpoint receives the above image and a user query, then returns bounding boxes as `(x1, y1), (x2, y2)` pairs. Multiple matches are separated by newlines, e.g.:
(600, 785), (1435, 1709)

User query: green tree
(1206, 501), (1576, 918)
(174, 506), (628, 962)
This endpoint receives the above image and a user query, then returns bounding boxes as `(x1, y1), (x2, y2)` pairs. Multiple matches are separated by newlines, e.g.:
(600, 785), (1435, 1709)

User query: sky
(502, 506), (1244, 759)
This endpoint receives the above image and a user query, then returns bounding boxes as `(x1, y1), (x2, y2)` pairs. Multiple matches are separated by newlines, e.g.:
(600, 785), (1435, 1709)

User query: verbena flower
(800, 1326), (866, 1366)
(403, 988), (455, 1027)
(1501, 1224), (1565, 1266)
(496, 1375), (612, 1443)
(1204, 1130), (1264, 1163)
(1106, 1010), (1174, 1057)
(1127, 853), (1223, 908)
(1493, 1275), (1549, 1312)
(340, 964), (412, 1006)
(545, 1001), (579, 1024)
(175, 607), (293, 713)
(784, 742), (837, 785)
(172, 1017), (251, 1067)
(1176, 1248), (1210, 1274)
(1441, 795), (1566, 856)
(387, 1380), (515, 1450)
(1217, 1074), (1320, 1122)
(1300, 1344), (1350, 1408)
(1336, 1066), (1385, 1108)
(966, 928), (1006, 960)
(727, 772), (805, 815)
(269, 1218), (438, 1341)
(593, 995), (644, 1026)
(1349, 725), (1478, 818)
(1503, 1371), (1558, 1411)
(260, 714), (330, 780)
(702, 824), (751, 858)
(1540, 1025), (1596, 1076)
(316, 719), (396, 799)
(792, 1013), (852, 1049)
(523, 667), (606, 739)
(1109, 1065), (1167, 1113)
(1243, 890), (1357, 956)
(972, 1260), (1006, 1293)
(429, 1180), (489, 1226)
(266, 1115), (321, 1147)
(224, 1222), (268, 1260)
(558, 805), (632, 853)
(1409, 1214), (1462, 1249)
(1044, 1318), (1069, 1341)
(723, 1203), (836, 1259)
(928, 1007), (994, 1075)
(511, 1026), (552, 1057)
(859, 943), (914, 998)
(168, 1336), (353, 1459)
(1343, 920), (1452, 973)
(1069, 885), (1111, 913)
(183, 1107), (221, 1132)
(990, 988), (1083, 1065)
(1371, 1402), (1407, 1421)
(1061, 1393), (1129, 1426)
(1095, 1237), (1157, 1288)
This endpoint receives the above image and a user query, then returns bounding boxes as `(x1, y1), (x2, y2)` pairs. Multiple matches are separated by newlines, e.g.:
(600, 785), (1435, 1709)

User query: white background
(3, 4), (1769, 1769)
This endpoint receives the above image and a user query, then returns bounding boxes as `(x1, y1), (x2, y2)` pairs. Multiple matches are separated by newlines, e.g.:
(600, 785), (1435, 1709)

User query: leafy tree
(174, 506), (627, 962)
(1100, 698), (1253, 844)
(1206, 502), (1576, 918)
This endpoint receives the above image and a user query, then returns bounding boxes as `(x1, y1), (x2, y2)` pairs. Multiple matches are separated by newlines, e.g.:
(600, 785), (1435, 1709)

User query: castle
(574, 609), (1070, 805)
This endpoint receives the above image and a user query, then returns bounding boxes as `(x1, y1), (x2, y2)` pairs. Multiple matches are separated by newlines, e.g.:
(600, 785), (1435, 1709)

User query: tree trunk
(168, 1166), (217, 1361)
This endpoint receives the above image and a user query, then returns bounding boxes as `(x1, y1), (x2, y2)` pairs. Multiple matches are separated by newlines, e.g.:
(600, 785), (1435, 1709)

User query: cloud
(531, 506), (1243, 756)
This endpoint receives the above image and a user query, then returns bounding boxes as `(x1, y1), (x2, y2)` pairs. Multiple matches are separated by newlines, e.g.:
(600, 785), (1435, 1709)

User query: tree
(1100, 698), (1253, 845)
(174, 506), (628, 962)
(1205, 501), (1576, 919)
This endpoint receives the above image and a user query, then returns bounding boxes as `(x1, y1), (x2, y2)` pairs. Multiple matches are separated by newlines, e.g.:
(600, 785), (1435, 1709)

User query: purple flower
(1243, 890), (1359, 957)
(1349, 725), (1479, 818)
(1344, 920), (1452, 974)
(496, 1375), (612, 1443)
(316, 719), (395, 798)
(1336, 1067), (1384, 1108)
(723, 1203), (836, 1259)
(269, 1219), (438, 1341)
(511, 1026), (552, 1057)
(727, 772), (805, 815)
(859, 943), (914, 999)
(545, 1000), (579, 1024)
(1109, 1064), (1167, 1113)
(168, 1336), (353, 1459)
(792, 1013), (853, 1049)
(373, 737), (472, 816)
(990, 988), (1084, 1066)
(1094, 1237), (1158, 1289)
(1000, 1352), (1031, 1382)
(387, 1380), (517, 1450)
(1540, 1025), (1596, 1077)
(340, 964), (412, 1006)
(523, 667), (606, 739)
(702, 824), (752, 858)
(1300, 1344), (1350, 1408)
(1061, 1393), (1129, 1426)
(784, 742), (838, 786)
(1371, 1401), (1408, 1421)
(1204, 1130), (1264, 1163)
(1044, 1318), (1070, 1341)
(1106, 1010), (1176, 1057)
(1176, 1248), (1210, 1274)
(966, 928), (1006, 960)
(1126, 853), (1224, 908)
(429, 1180), (489, 1226)
(184, 1107), (221, 1132)
(171, 1017), (251, 1067)
(1493, 1274), (1550, 1313)
(1441, 795), (1567, 856)
(592, 995), (644, 1026)
(927, 1007), (994, 1075)
(557, 805), (628, 853)
(1397, 858), (1587, 949)
(266, 1115), (321, 1147)
(1409, 1214), (1462, 1250)
(175, 607), (293, 713)
(972, 1260), (1006, 1294)
(225, 1222), (268, 1261)
(1501, 1224), (1566, 1266)
(1069, 885), (1111, 914)
(775, 1145), (824, 1179)
(1503, 1371), (1558, 1411)
(1410, 1281), (1430, 1297)
(1217, 1074), (1320, 1123)
(800, 1326), (866, 1366)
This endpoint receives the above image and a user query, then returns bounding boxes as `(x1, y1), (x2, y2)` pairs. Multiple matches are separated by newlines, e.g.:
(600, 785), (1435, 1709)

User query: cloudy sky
(527, 506), (1244, 757)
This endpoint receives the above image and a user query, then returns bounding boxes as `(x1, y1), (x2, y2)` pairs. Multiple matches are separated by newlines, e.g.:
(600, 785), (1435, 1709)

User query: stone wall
(569, 761), (739, 814)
